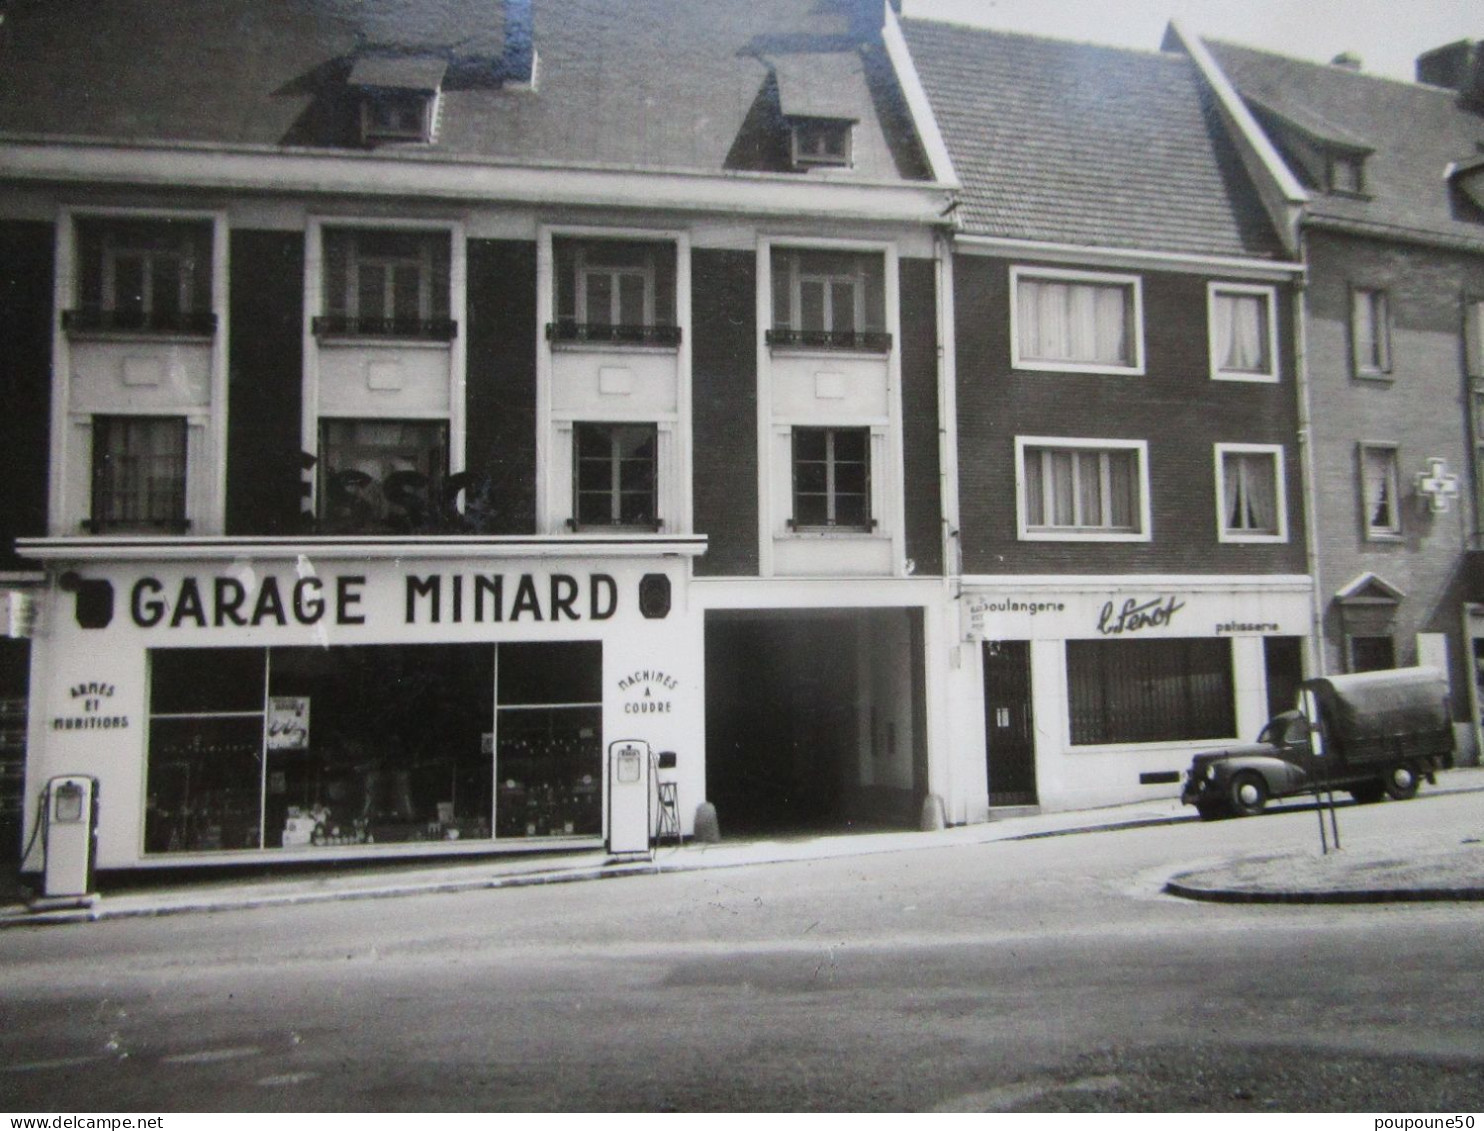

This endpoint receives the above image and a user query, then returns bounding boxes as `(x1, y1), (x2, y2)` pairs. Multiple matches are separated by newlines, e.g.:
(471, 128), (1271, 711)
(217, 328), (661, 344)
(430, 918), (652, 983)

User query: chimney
(1330, 52), (1363, 71)
(1416, 38), (1484, 109)
(1416, 39), (1475, 88)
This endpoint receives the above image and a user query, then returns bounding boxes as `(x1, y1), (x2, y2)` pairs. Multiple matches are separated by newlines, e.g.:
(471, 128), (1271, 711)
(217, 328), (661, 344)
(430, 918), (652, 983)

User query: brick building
(1172, 28), (1484, 762)
(902, 19), (1311, 812)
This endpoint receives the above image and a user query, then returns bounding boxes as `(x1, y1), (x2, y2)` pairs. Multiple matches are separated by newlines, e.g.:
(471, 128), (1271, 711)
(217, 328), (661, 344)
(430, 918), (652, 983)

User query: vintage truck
(1181, 666), (1455, 819)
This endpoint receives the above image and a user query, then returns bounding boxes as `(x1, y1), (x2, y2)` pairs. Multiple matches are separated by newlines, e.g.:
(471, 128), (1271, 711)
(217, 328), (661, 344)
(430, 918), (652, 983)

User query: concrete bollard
(919, 792), (947, 831)
(693, 801), (721, 844)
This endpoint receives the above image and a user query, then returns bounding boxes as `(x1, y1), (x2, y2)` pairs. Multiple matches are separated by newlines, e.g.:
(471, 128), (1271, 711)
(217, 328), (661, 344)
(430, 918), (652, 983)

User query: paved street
(3, 790), (1483, 1112)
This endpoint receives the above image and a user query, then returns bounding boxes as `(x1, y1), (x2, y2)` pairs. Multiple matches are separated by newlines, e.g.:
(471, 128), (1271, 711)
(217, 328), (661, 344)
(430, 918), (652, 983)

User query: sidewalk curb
(4, 771), (1481, 926)
(0, 862), (662, 927)
(1162, 879), (1484, 904)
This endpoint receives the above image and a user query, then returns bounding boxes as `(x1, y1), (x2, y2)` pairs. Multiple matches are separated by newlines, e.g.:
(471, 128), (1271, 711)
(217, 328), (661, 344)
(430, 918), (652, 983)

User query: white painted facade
(19, 539), (704, 870)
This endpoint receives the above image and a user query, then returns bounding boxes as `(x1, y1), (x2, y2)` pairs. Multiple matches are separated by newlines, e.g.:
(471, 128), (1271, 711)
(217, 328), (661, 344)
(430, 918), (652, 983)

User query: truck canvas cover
(1302, 666), (1452, 764)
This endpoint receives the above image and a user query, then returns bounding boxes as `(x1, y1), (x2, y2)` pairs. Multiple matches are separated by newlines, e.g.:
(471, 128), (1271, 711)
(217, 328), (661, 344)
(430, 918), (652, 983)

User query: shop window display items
(143, 640), (603, 853)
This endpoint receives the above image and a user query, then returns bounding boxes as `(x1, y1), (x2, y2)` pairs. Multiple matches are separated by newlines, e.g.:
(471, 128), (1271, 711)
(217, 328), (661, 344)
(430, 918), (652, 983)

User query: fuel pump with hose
(21, 775), (100, 907)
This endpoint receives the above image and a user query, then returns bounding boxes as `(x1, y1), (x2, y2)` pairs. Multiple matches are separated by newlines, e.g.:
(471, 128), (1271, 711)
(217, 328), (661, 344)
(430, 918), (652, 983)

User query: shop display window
(145, 648), (266, 853)
(1066, 637), (1235, 746)
(143, 640), (604, 854)
(265, 643), (494, 848)
(495, 642), (602, 839)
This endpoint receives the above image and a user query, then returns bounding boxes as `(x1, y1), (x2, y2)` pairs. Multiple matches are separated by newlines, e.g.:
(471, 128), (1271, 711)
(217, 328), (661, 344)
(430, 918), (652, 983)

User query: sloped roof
(1207, 40), (1484, 249)
(0, 0), (931, 182)
(774, 54), (864, 121)
(348, 55), (451, 93)
(1242, 93), (1373, 154)
(899, 19), (1286, 259)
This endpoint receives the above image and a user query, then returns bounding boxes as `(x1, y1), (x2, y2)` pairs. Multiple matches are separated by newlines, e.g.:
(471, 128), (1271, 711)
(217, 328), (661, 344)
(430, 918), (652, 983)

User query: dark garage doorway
(704, 608), (926, 835)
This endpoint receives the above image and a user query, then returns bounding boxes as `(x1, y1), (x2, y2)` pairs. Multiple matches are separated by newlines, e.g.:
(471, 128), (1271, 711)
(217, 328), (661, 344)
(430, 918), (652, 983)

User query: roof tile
(0, 0), (930, 182)
(901, 19), (1287, 260)
(1208, 40), (1484, 249)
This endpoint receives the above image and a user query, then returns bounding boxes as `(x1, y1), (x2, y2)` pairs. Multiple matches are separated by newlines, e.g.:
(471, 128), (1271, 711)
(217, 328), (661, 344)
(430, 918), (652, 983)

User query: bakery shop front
(18, 536), (704, 874)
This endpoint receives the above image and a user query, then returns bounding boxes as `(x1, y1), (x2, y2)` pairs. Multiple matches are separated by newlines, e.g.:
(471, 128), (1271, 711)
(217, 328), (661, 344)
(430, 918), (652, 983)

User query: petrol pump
(38, 775), (99, 902)
(606, 738), (652, 857)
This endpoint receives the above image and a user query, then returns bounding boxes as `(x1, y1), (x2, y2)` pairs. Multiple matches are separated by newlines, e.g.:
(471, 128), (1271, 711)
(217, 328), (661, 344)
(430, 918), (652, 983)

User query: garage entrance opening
(704, 608), (926, 835)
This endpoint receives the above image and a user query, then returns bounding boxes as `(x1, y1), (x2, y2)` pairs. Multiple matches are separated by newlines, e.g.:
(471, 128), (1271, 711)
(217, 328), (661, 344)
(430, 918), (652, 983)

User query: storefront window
(145, 648), (266, 853)
(144, 641), (603, 854)
(265, 644), (493, 849)
(495, 642), (602, 838)
(1066, 638), (1235, 746)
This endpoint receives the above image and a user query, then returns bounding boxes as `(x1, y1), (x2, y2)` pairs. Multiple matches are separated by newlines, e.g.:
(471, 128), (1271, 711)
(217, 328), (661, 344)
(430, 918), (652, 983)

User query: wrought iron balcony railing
(546, 321), (682, 346)
(765, 328), (892, 352)
(312, 315), (459, 341)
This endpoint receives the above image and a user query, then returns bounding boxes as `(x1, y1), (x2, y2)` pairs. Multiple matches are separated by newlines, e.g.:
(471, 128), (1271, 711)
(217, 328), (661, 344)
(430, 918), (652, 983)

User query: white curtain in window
(1104, 450), (1134, 528)
(1019, 279), (1127, 364)
(1076, 450), (1102, 524)
(1092, 285), (1127, 365)
(1018, 279), (1056, 359)
(1363, 448), (1396, 531)
(1215, 292), (1267, 372)
(1026, 447), (1136, 530)
(1050, 449), (1075, 524)
(1224, 452), (1276, 531)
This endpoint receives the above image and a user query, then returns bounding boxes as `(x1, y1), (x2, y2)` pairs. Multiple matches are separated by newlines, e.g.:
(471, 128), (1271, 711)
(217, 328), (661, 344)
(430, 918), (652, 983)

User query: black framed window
(89, 415), (188, 532)
(792, 426), (870, 530)
(361, 91), (433, 143)
(496, 642), (603, 839)
(768, 247), (889, 351)
(318, 418), (447, 533)
(317, 228), (454, 340)
(574, 422), (658, 528)
(145, 647), (267, 854)
(550, 238), (678, 345)
(791, 118), (853, 168)
(144, 641), (607, 853)
(66, 217), (215, 335)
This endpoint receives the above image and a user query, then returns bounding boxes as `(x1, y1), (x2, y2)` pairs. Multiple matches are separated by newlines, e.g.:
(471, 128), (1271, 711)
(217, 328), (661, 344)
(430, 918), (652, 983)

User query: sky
(903, 0), (1481, 83)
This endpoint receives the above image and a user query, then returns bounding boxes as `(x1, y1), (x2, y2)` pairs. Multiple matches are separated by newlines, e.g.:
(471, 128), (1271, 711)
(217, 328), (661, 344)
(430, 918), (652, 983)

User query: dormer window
(361, 91), (434, 143)
(791, 118), (853, 169)
(348, 54), (446, 146)
(1241, 96), (1373, 200)
(1328, 152), (1365, 195)
(771, 53), (863, 173)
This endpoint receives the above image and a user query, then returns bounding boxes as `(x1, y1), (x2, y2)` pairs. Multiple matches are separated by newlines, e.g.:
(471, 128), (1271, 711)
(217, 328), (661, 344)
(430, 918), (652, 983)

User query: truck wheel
(1228, 772), (1267, 817)
(1383, 762), (1420, 801)
(1348, 782), (1385, 805)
